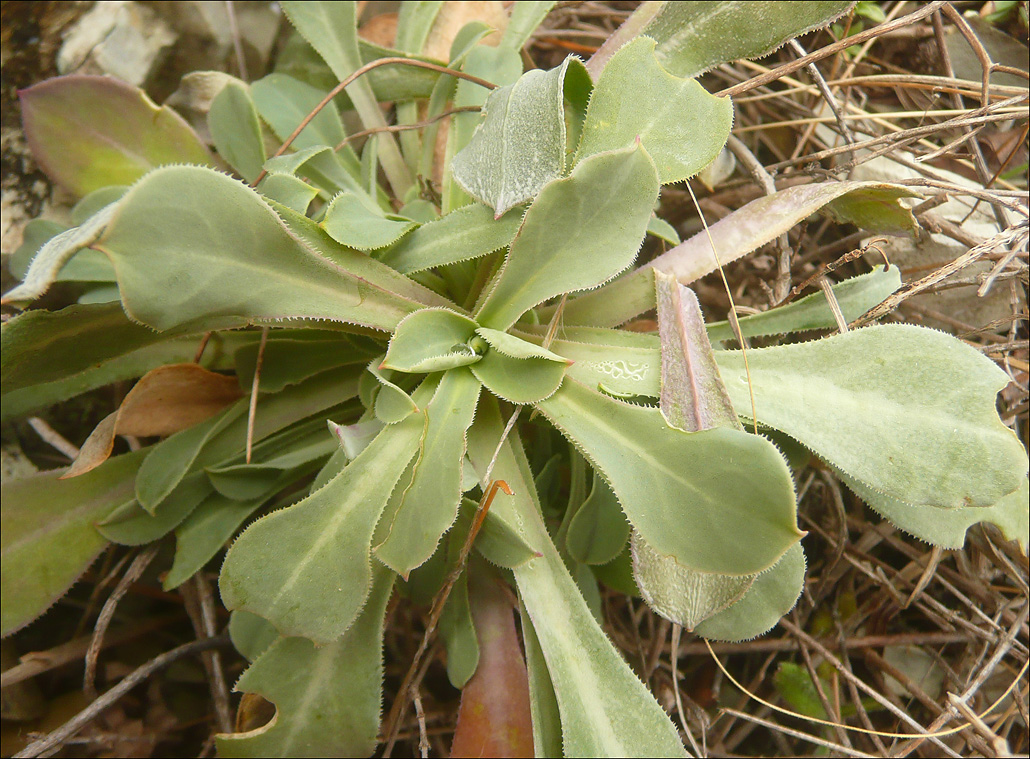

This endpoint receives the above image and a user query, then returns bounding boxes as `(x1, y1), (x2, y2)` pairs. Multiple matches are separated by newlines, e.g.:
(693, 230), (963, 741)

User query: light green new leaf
(518, 602), (564, 759)
(383, 308), (479, 373)
(1, 449), (146, 635)
(706, 265), (902, 343)
(560, 181), (918, 327)
(538, 379), (801, 575)
(717, 325), (1028, 509)
(219, 414), (423, 644)
(218, 566), (395, 758)
(566, 472), (631, 565)
(475, 327), (567, 362)
(476, 145), (660, 330)
(467, 399), (687, 757)
(452, 498), (541, 570)
(321, 191), (419, 251)
(374, 368), (481, 577)
(643, 1), (856, 79)
(229, 610), (280, 663)
(502, 2), (557, 50)
(471, 347), (568, 404)
(836, 467), (1029, 552)
(369, 363), (419, 424)
(208, 80), (267, 185)
(94, 166), (418, 333)
(256, 173), (320, 214)
(694, 541), (806, 641)
(452, 57), (590, 217)
(576, 37), (733, 184)
(379, 203), (522, 274)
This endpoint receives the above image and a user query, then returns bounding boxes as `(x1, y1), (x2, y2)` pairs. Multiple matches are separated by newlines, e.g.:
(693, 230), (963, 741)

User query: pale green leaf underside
(576, 37), (732, 185)
(321, 191), (419, 251)
(452, 58), (583, 217)
(219, 567), (394, 757)
(538, 379), (801, 576)
(631, 532), (753, 631)
(476, 145), (660, 330)
(467, 399), (687, 757)
(694, 541), (806, 642)
(475, 327), (567, 362)
(472, 348), (568, 404)
(644, 1), (856, 79)
(219, 414), (424, 644)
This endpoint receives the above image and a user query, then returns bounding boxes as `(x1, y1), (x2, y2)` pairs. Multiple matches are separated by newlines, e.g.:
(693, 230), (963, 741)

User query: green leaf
(705, 265), (902, 343)
(219, 414), (424, 643)
(321, 191), (419, 251)
(1, 449), (146, 635)
(452, 499), (542, 570)
(0, 303), (238, 422)
(209, 80), (267, 184)
(566, 472), (631, 565)
(379, 202), (522, 274)
(382, 308), (479, 373)
(369, 363), (420, 424)
(234, 332), (373, 393)
(229, 610), (280, 662)
(631, 532), (753, 630)
(471, 346), (568, 404)
(93, 165), (417, 333)
(99, 473), (213, 546)
(19, 75), (213, 197)
(475, 327), (567, 362)
(280, 1), (412, 196)
(559, 181), (919, 328)
(218, 566), (395, 758)
(537, 379), (801, 575)
(774, 661), (832, 719)
(395, 1), (444, 54)
(374, 368), (481, 577)
(836, 468), (1030, 551)
(452, 57), (591, 217)
(163, 491), (271, 590)
(643, 1), (856, 79)
(717, 325), (1028, 509)
(475, 145), (660, 330)
(439, 568), (479, 688)
(251, 73), (356, 162)
(694, 542), (806, 641)
(256, 173), (320, 214)
(646, 215), (680, 244)
(518, 602), (564, 759)
(576, 37), (733, 185)
(467, 398), (687, 757)
(501, 1), (556, 50)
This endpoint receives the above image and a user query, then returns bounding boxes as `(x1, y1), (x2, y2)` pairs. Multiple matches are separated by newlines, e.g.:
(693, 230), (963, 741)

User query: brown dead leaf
(62, 364), (241, 478)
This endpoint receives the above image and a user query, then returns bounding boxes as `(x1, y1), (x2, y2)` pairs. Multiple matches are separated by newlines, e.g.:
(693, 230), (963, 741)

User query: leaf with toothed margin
(705, 265), (902, 344)
(575, 37), (732, 185)
(630, 272), (759, 631)
(19, 74), (214, 198)
(219, 413), (424, 644)
(566, 472), (630, 566)
(693, 541), (806, 642)
(378, 202), (523, 275)
(452, 498), (542, 570)
(374, 368), (481, 578)
(382, 308), (480, 373)
(471, 346), (569, 405)
(716, 325), (1029, 510)
(217, 565), (395, 757)
(451, 56), (592, 217)
(475, 145), (660, 331)
(834, 467), (1029, 552)
(466, 397), (687, 757)
(368, 361), (419, 424)
(87, 165), (425, 334)
(537, 379), (801, 576)
(641, 1), (856, 79)
(2, 449), (147, 636)
(320, 191), (419, 251)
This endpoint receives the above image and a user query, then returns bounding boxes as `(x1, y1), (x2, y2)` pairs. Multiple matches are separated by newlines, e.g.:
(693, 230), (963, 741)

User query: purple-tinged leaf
(20, 75), (214, 198)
